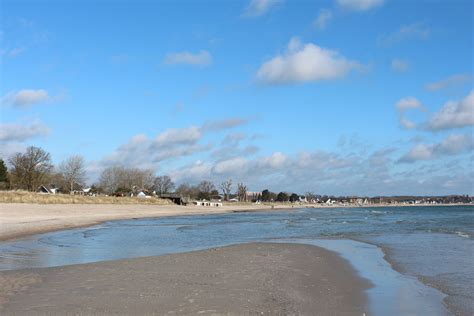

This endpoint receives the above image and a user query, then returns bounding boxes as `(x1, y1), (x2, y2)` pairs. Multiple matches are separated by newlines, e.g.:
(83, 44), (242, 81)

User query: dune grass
(0, 191), (173, 205)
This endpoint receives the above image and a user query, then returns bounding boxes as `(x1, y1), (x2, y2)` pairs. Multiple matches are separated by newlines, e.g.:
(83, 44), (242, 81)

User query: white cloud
(0, 120), (51, 142)
(154, 126), (202, 148)
(243, 0), (281, 17)
(98, 118), (250, 169)
(213, 157), (249, 174)
(0, 142), (28, 160)
(391, 59), (409, 72)
(399, 134), (473, 163)
(427, 90), (474, 130)
(169, 160), (213, 183)
(395, 97), (424, 130)
(399, 144), (434, 162)
(164, 50), (212, 66)
(222, 132), (247, 146)
(314, 9), (332, 30)
(256, 37), (361, 84)
(258, 152), (288, 169)
(379, 23), (430, 47)
(1, 89), (50, 108)
(399, 117), (417, 129)
(337, 0), (384, 11)
(396, 97), (422, 111)
(164, 143), (472, 195)
(425, 74), (471, 92)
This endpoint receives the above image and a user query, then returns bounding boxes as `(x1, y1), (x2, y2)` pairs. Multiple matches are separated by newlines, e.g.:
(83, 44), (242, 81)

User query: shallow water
(0, 205), (472, 315)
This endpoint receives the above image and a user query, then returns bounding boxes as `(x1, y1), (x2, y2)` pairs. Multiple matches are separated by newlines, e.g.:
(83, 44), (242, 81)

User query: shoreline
(0, 203), (298, 242)
(0, 202), (470, 242)
(0, 242), (371, 315)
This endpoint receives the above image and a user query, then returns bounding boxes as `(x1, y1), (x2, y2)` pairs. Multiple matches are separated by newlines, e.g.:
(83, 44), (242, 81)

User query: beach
(0, 202), (291, 242)
(0, 242), (370, 315)
(1, 202), (465, 242)
(0, 204), (471, 315)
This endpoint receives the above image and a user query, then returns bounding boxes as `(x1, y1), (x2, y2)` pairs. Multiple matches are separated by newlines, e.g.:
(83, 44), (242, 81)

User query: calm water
(0, 205), (473, 315)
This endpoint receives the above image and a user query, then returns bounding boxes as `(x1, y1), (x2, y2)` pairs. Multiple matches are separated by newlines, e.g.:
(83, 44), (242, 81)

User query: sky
(1, 0), (473, 196)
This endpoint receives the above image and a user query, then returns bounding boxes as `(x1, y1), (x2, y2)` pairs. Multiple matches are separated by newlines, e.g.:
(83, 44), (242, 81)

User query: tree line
(0, 146), (256, 201)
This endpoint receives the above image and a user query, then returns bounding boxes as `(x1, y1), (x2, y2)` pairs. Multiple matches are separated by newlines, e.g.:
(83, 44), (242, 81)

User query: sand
(0, 242), (371, 315)
(0, 203), (293, 242)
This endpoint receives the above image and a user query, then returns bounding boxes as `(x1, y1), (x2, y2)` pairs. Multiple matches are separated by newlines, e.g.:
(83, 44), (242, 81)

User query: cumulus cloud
(243, 0), (281, 17)
(379, 23), (430, 47)
(256, 37), (362, 84)
(314, 9), (332, 30)
(1, 89), (50, 108)
(171, 149), (358, 191)
(154, 126), (202, 148)
(427, 90), (474, 130)
(221, 132), (247, 146)
(98, 118), (250, 169)
(398, 134), (473, 163)
(399, 117), (417, 129)
(395, 97), (424, 129)
(213, 157), (249, 174)
(164, 50), (212, 66)
(396, 97), (423, 112)
(425, 74), (471, 92)
(391, 59), (409, 72)
(164, 142), (473, 195)
(0, 120), (51, 142)
(337, 0), (384, 11)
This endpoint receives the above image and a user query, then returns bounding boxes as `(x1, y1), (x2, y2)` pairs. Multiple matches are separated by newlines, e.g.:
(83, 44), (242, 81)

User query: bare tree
(98, 166), (122, 194)
(198, 180), (215, 200)
(9, 146), (53, 191)
(176, 183), (200, 199)
(131, 168), (154, 193)
(220, 178), (232, 201)
(59, 155), (87, 193)
(305, 192), (317, 202)
(153, 175), (175, 195)
(237, 182), (248, 202)
(98, 166), (154, 195)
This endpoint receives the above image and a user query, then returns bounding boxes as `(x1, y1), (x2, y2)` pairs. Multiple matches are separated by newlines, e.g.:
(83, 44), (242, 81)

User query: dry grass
(0, 191), (173, 205)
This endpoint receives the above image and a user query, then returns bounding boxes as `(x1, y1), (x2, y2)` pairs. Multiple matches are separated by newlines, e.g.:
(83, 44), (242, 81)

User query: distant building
(194, 201), (223, 207)
(37, 185), (59, 194)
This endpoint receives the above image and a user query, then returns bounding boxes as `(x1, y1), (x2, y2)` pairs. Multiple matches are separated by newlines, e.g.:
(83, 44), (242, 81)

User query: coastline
(0, 242), (371, 315)
(0, 202), (470, 242)
(0, 203), (298, 242)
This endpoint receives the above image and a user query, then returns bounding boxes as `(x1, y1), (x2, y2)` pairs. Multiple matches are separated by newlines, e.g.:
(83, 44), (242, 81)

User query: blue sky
(1, 0), (473, 195)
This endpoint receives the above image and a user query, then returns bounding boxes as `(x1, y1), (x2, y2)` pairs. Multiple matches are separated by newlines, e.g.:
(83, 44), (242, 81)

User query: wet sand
(0, 203), (296, 242)
(0, 242), (371, 315)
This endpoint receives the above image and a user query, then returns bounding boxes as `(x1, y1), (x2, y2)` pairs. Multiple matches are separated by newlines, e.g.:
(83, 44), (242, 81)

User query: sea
(0, 205), (472, 315)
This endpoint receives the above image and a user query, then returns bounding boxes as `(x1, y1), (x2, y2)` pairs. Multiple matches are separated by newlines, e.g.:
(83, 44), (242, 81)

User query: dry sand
(0, 203), (292, 242)
(0, 242), (371, 315)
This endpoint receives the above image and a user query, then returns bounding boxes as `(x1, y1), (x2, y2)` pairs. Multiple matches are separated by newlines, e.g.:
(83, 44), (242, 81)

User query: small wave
(371, 210), (385, 214)
(455, 231), (470, 238)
